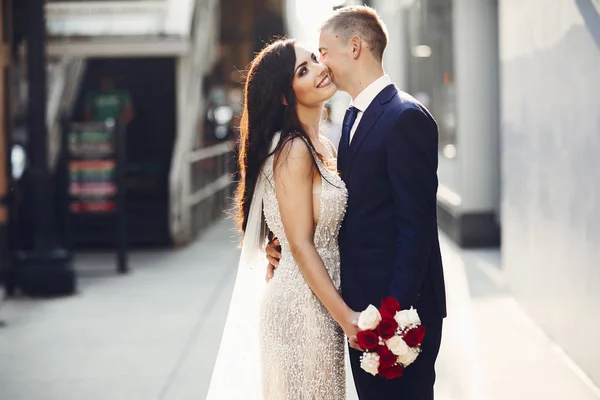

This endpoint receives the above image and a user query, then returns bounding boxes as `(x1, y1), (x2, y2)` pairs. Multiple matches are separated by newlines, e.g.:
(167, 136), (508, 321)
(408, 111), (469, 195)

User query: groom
(268, 5), (446, 400)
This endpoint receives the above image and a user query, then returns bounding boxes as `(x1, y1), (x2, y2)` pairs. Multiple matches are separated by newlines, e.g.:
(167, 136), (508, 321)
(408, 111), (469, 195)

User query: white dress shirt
(349, 74), (393, 143)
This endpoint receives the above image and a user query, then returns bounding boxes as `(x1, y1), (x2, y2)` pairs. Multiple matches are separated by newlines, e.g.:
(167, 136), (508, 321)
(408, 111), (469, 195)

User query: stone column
(438, 0), (501, 247)
(374, 0), (408, 89)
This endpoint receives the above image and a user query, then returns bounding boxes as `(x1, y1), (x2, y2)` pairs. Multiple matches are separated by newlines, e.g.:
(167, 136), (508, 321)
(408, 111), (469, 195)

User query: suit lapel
(343, 101), (383, 179)
(339, 84), (399, 179)
(337, 133), (348, 175)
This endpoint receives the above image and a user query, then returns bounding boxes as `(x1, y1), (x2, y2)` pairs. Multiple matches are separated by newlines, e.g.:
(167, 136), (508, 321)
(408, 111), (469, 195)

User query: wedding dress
(207, 134), (348, 399)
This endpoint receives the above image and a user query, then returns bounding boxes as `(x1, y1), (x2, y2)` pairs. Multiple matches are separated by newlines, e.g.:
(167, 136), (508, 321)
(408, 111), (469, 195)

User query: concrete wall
(500, 0), (600, 385)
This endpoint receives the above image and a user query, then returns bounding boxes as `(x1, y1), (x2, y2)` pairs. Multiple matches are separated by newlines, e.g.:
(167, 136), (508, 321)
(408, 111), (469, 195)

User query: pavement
(1, 218), (599, 400)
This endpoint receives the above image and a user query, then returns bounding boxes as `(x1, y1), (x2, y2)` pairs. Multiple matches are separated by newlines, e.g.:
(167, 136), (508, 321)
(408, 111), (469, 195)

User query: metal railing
(168, 0), (219, 244)
(186, 140), (236, 236)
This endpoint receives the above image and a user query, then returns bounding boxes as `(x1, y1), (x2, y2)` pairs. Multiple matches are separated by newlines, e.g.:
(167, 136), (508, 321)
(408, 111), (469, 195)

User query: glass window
(403, 0), (456, 158)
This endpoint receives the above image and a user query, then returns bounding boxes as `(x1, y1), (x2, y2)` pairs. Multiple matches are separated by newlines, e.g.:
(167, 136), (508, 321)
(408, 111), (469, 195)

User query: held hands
(265, 238), (281, 282)
(340, 310), (363, 351)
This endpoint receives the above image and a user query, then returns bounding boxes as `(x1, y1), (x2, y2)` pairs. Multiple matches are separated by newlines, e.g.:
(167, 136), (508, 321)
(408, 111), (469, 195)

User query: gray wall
(500, 0), (600, 385)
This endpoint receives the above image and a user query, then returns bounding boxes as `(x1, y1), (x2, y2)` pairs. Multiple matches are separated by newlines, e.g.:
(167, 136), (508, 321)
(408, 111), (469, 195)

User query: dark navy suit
(337, 84), (447, 400)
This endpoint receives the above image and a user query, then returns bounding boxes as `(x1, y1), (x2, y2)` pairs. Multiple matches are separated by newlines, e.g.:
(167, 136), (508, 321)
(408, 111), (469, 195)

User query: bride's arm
(274, 137), (358, 337)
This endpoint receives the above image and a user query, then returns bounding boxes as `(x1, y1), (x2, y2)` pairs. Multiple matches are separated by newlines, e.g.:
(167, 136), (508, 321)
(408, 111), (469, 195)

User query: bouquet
(357, 297), (425, 379)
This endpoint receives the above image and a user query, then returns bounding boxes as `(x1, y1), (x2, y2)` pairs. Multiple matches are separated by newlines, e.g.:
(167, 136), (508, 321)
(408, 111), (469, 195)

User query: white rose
(358, 305), (382, 331)
(406, 307), (421, 326)
(385, 336), (409, 356)
(360, 352), (380, 376)
(394, 310), (412, 330)
(394, 308), (421, 330)
(397, 348), (420, 367)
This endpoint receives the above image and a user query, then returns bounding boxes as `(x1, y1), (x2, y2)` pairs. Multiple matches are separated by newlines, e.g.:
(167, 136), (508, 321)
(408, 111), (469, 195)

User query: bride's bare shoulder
(273, 136), (313, 170)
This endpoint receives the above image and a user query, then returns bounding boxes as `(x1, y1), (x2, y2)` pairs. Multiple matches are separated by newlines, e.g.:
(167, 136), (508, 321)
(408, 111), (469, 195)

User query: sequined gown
(259, 136), (348, 399)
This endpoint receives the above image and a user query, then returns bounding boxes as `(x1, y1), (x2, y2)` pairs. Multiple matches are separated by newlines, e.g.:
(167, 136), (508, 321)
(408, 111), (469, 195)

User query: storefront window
(403, 0), (456, 158)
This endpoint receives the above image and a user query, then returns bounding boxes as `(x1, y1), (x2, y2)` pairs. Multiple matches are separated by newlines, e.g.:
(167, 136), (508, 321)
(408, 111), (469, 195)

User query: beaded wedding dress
(207, 134), (348, 399)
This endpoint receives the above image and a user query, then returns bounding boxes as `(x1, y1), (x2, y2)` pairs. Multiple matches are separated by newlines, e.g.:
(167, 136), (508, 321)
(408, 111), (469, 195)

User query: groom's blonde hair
(320, 5), (389, 62)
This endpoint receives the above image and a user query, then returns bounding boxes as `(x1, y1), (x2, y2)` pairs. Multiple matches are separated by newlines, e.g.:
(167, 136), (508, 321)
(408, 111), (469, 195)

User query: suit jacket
(337, 84), (447, 323)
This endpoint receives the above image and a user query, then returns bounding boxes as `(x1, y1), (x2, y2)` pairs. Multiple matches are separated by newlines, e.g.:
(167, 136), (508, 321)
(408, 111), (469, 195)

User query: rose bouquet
(357, 297), (425, 379)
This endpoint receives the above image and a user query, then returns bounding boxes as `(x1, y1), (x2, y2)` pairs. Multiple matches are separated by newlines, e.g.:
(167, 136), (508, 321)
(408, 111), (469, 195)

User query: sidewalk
(436, 237), (600, 400)
(1, 218), (599, 400)
(0, 220), (240, 400)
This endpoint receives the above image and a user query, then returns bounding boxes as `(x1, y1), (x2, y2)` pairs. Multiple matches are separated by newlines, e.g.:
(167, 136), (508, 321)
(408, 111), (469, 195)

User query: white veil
(206, 138), (276, 399)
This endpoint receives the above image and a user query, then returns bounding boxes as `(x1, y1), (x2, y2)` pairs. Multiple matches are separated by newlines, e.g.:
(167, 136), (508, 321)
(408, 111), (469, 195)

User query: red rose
(376, 317), (398, 340)
(379, 364), (404, 380)
(357, 330), (379, 350)
(403, 325), (426, 347)
(376, 345), (397, 368)
(380, 297), (401, 318)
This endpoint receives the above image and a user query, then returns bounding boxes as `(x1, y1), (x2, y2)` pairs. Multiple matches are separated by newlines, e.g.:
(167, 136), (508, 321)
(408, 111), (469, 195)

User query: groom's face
(318, 28), (353, 91)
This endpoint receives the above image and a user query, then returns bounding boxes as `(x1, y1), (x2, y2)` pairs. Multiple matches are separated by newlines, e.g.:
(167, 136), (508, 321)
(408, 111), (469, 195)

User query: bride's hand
(340, 311), (363, 351)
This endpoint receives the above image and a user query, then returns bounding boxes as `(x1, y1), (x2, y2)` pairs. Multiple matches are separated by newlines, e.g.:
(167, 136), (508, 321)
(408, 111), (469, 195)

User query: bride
(207, 38), (360, 399)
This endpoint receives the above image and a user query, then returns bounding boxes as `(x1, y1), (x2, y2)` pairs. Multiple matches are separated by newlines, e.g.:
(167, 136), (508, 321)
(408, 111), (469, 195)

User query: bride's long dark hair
(235, 38), (325, 233)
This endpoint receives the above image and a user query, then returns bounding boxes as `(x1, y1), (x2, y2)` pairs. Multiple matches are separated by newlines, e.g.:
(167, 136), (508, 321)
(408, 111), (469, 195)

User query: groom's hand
(265, 264), (275, 282)
(266, 238), (281, 268)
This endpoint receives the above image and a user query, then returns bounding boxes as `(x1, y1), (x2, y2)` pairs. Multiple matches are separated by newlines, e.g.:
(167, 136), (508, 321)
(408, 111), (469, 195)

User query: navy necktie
(340, 106), (359, 159)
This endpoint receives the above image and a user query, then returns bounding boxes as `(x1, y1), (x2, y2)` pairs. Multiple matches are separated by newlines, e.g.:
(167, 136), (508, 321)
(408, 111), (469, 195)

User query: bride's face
(291, 45), (337, 108)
